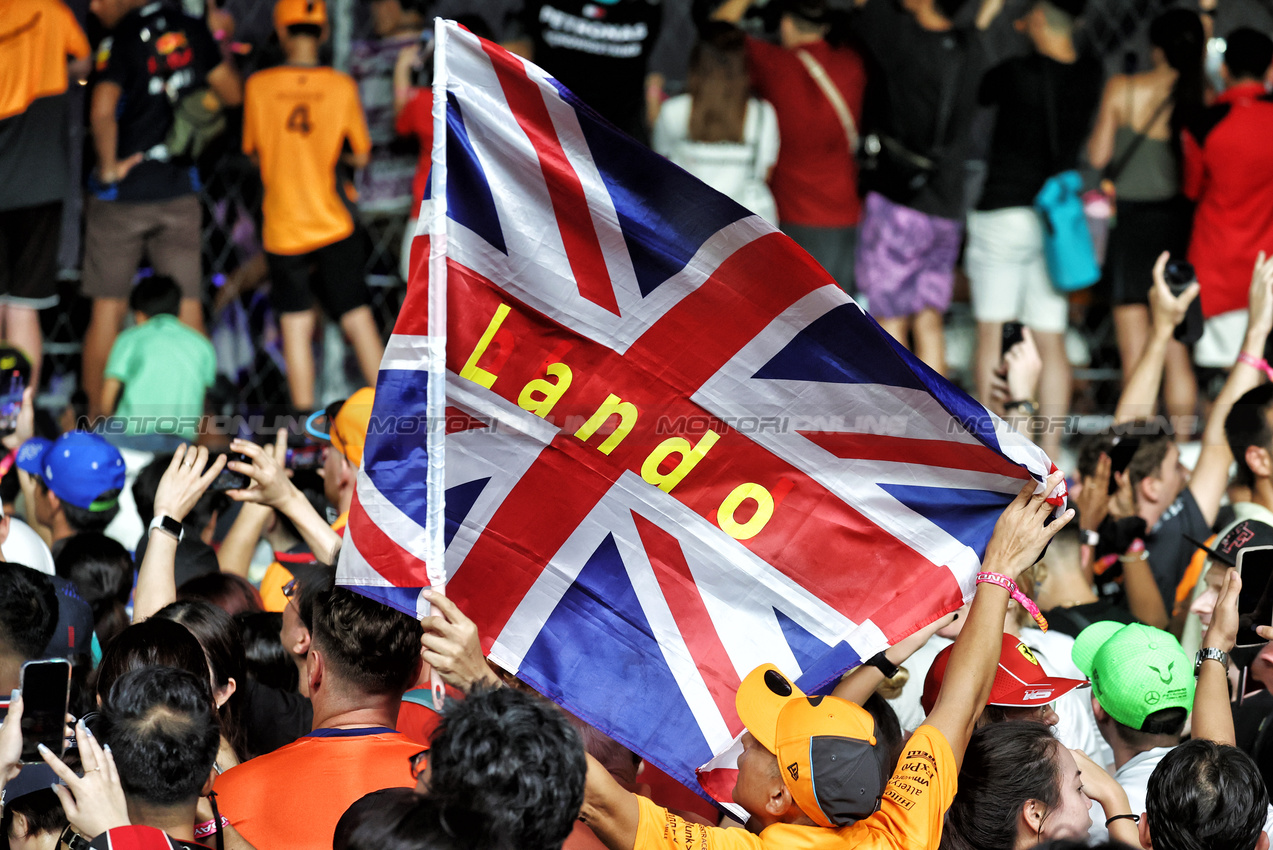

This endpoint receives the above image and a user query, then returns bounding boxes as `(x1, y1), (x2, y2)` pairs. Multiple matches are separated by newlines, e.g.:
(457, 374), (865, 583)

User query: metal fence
(47, 0), (1256, 417)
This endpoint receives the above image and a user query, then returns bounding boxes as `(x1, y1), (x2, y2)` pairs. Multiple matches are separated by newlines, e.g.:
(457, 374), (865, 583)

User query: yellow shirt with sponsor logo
(634, 725), (955, 850)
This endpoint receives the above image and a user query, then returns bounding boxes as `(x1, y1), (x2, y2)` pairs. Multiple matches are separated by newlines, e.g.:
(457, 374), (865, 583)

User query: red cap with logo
(921, 633), (1088, 715)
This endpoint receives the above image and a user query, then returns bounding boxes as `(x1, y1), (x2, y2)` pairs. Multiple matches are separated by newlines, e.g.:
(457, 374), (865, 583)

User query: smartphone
(1106, 435), (1142, 496)
(286, 444), (324, 471)
(1236, 546), (1273, 646)
(1001, 321), (1025, 354)
(0, 370), (25, 438)
(19, 658), (71, 764)
(209, 452), (250, 492)
(1163, 258), (1204, 346)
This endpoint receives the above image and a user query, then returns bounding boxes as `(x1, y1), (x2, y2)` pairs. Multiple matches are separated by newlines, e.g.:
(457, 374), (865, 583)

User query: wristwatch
(1003, 399), (1039, 416)
(1195, 647), (1230, 677)
(148, 514), (184, 543)
(865, 650), (900, 679)
(1080, 528), (1100, 547)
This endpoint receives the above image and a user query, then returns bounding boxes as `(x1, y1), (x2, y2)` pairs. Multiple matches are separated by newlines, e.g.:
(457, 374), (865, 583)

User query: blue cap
(15, 437), (50, 476)
(39, 432), (126, 511)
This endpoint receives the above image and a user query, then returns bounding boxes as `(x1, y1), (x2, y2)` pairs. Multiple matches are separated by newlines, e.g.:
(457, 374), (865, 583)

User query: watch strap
(148, 514), (184, 542)
(1195, 647), (1229, 676)
(865, 650), (900, 679)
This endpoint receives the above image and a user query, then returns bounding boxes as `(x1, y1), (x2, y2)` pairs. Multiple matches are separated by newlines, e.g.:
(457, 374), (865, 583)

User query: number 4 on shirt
(286, 104), (313, 135)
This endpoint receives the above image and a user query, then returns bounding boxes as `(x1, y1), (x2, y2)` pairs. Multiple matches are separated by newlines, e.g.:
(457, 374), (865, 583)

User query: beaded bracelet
(976, 571), (1048, 632)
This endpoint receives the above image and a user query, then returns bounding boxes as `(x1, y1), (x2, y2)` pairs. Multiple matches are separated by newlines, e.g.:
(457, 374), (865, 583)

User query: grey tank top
(1111, 126), (1179, 202)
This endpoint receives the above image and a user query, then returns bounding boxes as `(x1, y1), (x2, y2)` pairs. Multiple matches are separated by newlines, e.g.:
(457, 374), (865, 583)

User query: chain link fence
(48, 0), (1270, 420)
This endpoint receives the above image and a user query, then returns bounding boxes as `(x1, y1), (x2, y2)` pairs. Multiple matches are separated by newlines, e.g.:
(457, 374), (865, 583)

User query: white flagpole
(423, 16), (450, 706)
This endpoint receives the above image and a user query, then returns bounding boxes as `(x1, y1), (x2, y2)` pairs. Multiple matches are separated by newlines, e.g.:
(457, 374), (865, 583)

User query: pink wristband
(976, 571), (1049, 632)
(194, 816), (229, 839)
(1238, 352), (1273, 382)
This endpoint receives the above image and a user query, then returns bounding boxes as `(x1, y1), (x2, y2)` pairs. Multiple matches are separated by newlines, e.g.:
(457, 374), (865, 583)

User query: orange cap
(330, 387), (375, 468)
(274, 0), (327, 31)
(735, 664), (888, 828)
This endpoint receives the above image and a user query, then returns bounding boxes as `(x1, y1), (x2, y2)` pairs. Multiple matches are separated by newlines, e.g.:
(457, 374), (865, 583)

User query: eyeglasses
(408, 749), (428, 780)
(283, 578), (298, 599)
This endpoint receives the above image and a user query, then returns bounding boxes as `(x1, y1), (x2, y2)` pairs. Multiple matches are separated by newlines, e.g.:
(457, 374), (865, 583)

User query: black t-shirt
(1145, 488), (1211, 612)
(1042, 600), (1138, 639)
(240, 677), (312, 757)
(95, 0), (221, 202)
(976, 51), (1103, 210)
(852, 0), (1016, 220)
(515, 0), (662, 142)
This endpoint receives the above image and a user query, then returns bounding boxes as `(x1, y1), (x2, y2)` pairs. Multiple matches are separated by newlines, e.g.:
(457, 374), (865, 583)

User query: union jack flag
(337, 20), (1058, 804)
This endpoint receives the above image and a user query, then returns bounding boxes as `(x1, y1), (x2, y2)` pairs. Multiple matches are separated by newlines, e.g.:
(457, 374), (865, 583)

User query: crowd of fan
(7, 0), (1273, 848)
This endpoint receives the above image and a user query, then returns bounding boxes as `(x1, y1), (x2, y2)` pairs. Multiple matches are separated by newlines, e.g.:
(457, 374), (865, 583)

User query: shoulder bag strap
(748, 99), (765, 182)
(795, 48), (859, 153)
(1104, 92), (1174, 183)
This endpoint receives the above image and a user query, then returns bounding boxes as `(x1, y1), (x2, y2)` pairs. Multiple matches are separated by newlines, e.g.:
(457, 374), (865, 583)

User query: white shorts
(966, 207), (1070, 334)
(1195, 308), (1247, 368)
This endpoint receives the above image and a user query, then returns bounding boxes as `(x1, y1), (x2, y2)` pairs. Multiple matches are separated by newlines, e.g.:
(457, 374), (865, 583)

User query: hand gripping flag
(338, 19), (1062, 807)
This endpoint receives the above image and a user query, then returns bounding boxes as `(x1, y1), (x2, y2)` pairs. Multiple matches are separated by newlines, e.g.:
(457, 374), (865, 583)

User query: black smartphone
(1236, 546), (1273, 646)
(286, 444), (324, 471)
(1001, 321), (1025, 354)
(1164, 258), (1204, 346)
(209, 452), (251, 492)
(1106, 435), (1142, 496)
(19, 658), (71, 763)
(0, 370), (25, 438)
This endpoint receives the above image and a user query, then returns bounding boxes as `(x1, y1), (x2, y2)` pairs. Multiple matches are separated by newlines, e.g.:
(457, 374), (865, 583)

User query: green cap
(1071, 622), (1193, 730)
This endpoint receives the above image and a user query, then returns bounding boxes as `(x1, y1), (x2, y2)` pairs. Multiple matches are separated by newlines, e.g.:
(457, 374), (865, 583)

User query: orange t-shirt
(213, 727), (419, 849)
(0, 0), (89, 121)
(243, 66), (371, 256)
(633, 725), (956, 850)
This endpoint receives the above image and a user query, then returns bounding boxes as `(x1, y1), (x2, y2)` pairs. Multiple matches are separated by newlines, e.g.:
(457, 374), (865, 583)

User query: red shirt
(1183, 82), (1273, 317)
(745, 38), (866, 227)
(396, 87), (434, 218)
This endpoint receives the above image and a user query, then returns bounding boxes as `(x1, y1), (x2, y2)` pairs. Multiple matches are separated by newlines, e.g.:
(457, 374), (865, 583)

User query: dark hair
(1146, 739), (1268, 850)
(95, 618), (211, 705)
(863, 692), (904, 776)
(234, 611), (298, 693)
(778, 0), (829, 28)
(1, 787), (68, 843)
(426, 686), (586, 850)
(101, 666), (221, 807)
(340, 794), (499, 850)
(311, 588), (422, 696)
(687, 22), (748, 144)
(1125, 431), (1174, 496)
(0, 559), (57, 661)
(1225, 27), (1273, 82)
(334, 788), (420, 850)
(297, 565), (336, 633)
(133, 454), (228, 533)
(128, 275), (181, 317)
(0, 562), (58, 660)
(178, 572), (263, 617)
(1149, 9), (1205, 156)
(940, 722), (1065, 850)
(54, 532), (133, 648)
(154, 601), (249, 761)
(53, 487), (121, 534)
(1111, 706), (1187, 741)
(1228, 384), (1273, 487)
(1075, 433), (1116, 479)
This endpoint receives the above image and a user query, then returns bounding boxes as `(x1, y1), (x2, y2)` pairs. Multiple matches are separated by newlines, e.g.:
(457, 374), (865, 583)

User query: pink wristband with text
(976, 571), (1048, 632)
